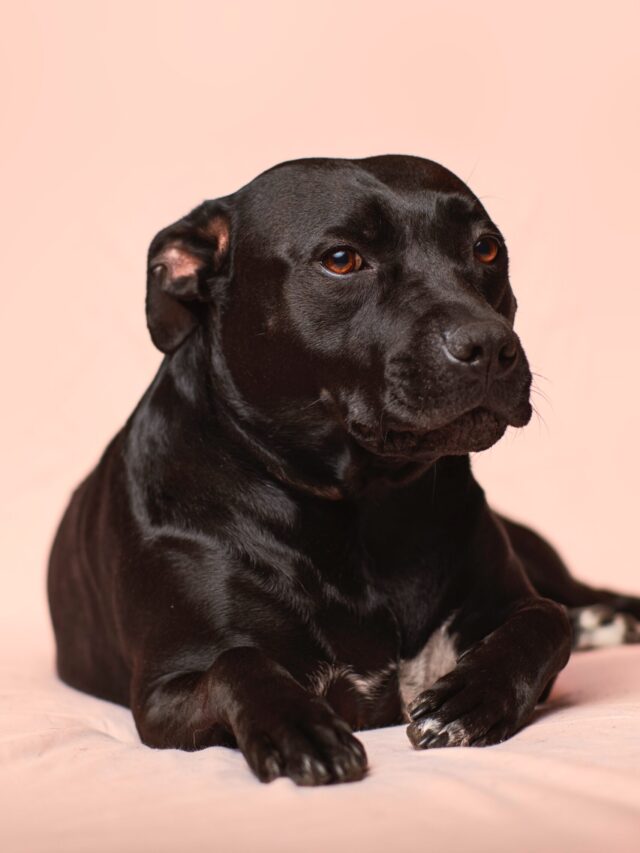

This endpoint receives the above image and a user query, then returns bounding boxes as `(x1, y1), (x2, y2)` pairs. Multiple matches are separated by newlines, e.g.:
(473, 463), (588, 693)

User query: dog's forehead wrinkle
(240, 158), (486, 249)
(435, 191), (481, 219)
(320, 196), (489, 264)
(320, 197), (396, 244)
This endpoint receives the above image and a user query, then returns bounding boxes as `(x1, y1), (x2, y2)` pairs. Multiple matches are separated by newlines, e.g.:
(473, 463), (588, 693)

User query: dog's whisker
(531, 386), (552, 407)
(531, 401), (550, 434)
(463, 159), (480, 185)
(531, 376), (553, 408)
(530, 369), (552, 384)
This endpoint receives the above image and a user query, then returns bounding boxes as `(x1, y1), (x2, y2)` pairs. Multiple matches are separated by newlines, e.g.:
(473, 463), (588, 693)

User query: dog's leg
(500, 515), (640, 648)
(406, 511), (572, 750)
(131, 647), (368, 786)
(406, 598), (571, 748)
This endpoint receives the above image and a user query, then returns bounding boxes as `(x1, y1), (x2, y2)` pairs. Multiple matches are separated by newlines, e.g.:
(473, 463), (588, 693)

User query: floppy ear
(146, 200), (232, 353)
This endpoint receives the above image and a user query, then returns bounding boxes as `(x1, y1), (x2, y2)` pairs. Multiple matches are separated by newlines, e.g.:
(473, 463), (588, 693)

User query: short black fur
(48, 156), (640, 785)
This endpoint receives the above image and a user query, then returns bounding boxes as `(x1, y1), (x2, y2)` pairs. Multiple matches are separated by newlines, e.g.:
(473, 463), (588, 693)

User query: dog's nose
(443, 322), (518, 379)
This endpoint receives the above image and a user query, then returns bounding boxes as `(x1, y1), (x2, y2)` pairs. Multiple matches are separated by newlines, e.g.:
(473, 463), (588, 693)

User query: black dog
(48, 155), (640, 786)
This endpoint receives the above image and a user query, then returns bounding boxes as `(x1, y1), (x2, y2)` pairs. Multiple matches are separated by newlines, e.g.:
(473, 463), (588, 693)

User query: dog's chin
(349, 403), (531, 460)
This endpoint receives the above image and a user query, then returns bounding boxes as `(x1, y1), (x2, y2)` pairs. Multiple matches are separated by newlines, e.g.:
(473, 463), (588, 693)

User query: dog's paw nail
(262, 754), (282, 781)
(331, 736), (368, 781)
(407, 716), (440, 748)
(407, 692), (434, 720)
(418, 731), (449, 749)
(408, 702), (427, 721)
(343, 735), (367, 762)
(290, 754), (331, 786)
(332, 754), (364, 782)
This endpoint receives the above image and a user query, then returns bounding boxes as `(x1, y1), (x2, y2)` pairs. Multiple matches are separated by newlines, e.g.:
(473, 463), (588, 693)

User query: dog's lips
(349, 404), (528, 459)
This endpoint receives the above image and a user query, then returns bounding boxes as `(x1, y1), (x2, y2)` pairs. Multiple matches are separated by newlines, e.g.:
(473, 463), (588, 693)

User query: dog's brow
(318, 203), (396, 247)
(433, 197), (501, 238)
(474, 218), (501, 235)
(321, 224), (378, 244)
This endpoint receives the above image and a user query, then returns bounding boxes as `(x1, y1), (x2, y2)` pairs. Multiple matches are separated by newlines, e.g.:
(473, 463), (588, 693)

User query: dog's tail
(499, 514), (640, 651)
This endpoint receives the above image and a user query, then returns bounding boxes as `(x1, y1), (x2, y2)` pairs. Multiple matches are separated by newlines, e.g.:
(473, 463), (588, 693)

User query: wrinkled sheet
(1, 646), (639, 853)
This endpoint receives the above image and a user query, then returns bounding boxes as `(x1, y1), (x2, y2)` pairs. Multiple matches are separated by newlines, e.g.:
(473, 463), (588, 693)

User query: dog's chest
(295, 481), (462, 726)
(308, 617), (459, 727)
(396, 617), (458, 709)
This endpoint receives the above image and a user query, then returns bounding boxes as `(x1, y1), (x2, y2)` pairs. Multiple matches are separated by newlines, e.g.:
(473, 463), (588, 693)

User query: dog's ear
(146, 200), (232, 353)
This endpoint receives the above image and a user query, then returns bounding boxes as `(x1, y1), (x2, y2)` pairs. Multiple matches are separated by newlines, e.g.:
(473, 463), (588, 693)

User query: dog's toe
(304, 720), (368, 782)
(241, 702), (368, 786)
(406, 667), (524, 750)
(245, 733), (284, 782)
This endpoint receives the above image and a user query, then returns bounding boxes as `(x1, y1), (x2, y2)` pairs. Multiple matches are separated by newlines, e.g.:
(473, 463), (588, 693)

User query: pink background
(2, 0), (639, 661)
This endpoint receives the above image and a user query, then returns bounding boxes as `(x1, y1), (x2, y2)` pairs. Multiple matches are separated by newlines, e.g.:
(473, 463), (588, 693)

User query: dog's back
(48, 434), (131, 706)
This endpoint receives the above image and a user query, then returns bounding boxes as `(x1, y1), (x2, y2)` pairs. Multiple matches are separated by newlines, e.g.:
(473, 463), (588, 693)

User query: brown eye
(320, 246), (364, 275)
(473, 236), (501, 264)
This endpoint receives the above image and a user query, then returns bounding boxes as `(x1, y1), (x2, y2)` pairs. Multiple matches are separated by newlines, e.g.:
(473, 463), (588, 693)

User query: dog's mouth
(348, 402), (531, 459)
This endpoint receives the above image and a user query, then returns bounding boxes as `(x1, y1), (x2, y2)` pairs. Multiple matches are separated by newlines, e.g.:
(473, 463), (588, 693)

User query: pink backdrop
(2, 0), (639, 660)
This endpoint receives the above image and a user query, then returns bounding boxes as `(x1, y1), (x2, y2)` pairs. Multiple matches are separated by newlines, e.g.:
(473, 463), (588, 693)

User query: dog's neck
(151, 335), (441, 500)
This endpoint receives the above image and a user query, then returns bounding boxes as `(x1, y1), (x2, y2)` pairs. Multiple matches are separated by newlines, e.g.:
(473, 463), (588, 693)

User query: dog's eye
(320, 247), (364, 276)
(473, 236), (501, 264)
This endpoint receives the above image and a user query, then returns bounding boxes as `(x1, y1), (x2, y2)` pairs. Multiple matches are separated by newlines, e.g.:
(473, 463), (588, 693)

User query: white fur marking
(398, 617), (458, 713)
(409, 715), (471, 746)
(308, 661), (397, 702)
(574, 608), (628, 649)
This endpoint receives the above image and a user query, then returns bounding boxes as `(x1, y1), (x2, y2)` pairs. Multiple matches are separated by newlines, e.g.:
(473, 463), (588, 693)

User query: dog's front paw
(405, 666), (527, 750)
(238, 699), (368, 786)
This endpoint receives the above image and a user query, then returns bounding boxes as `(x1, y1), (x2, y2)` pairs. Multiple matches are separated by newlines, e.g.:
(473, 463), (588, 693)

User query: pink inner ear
(202, 215), (230, 261)
(154, 245), (202, 280)
(151, 212), (230, 283)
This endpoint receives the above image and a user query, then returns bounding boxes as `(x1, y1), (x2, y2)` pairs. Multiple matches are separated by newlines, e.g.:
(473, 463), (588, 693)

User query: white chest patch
(398, 617), (459, 715)
(307, 617), (460, 717)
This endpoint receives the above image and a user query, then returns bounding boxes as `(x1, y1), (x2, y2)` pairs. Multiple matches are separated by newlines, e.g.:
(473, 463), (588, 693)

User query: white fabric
(2, 645), (639, 852)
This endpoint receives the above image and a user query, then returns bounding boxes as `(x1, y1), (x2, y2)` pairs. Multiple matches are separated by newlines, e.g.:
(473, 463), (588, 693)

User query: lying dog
(48, 155), (640, 785)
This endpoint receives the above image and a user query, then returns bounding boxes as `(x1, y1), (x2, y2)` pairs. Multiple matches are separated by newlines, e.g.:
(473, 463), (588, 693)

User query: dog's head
(146, 156), (531, 467)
